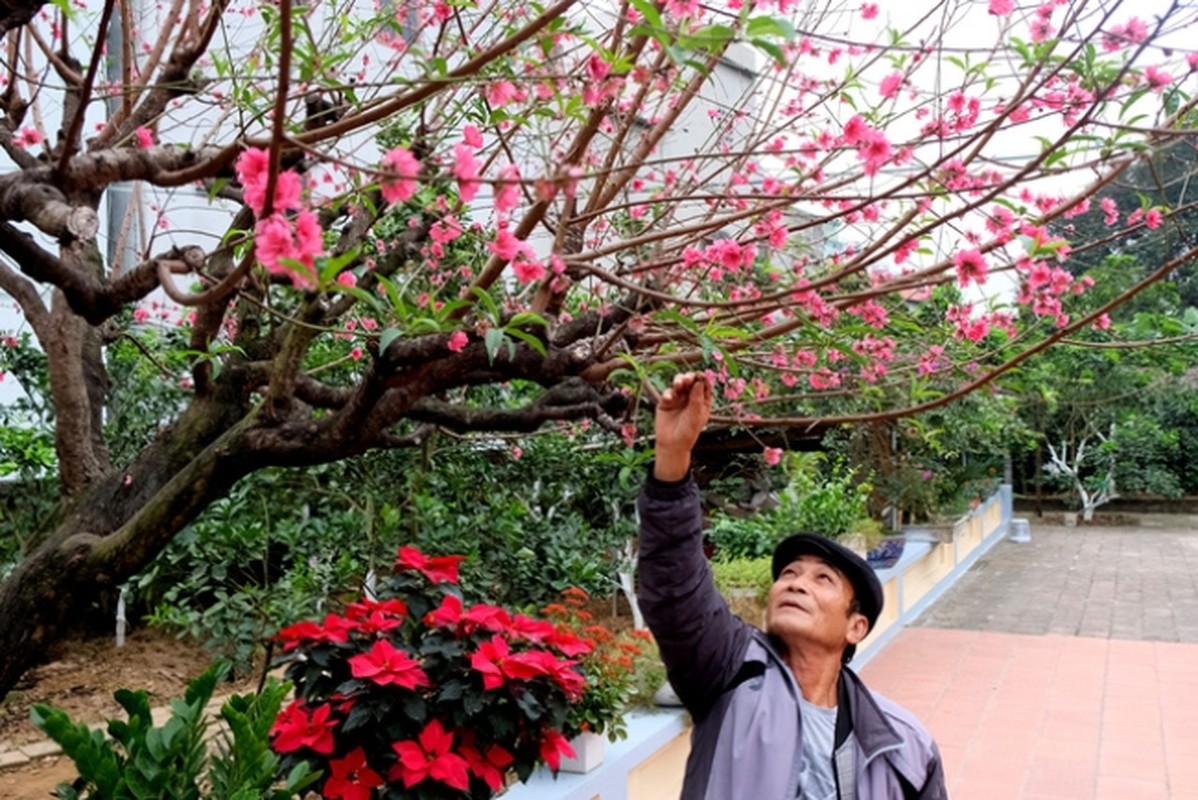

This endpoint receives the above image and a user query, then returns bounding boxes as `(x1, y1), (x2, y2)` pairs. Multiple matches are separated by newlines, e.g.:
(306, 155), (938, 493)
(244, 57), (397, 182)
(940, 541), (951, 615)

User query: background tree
(1055, 138), (1198, 306)
(0, 0), (1196, 696)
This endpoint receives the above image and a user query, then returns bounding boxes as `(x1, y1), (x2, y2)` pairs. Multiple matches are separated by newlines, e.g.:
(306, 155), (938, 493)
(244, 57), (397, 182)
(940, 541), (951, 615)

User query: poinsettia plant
(271, 546), (601, 799)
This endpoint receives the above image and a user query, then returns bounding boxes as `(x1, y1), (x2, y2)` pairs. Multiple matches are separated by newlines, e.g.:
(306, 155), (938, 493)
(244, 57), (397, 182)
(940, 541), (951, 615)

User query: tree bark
(45, 290), (105, 494)
(0, 397), (256, 698)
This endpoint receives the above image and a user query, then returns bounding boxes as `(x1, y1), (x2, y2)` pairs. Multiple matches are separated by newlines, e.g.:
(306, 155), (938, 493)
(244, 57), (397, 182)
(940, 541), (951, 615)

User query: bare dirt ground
(0, 626), (260, 798)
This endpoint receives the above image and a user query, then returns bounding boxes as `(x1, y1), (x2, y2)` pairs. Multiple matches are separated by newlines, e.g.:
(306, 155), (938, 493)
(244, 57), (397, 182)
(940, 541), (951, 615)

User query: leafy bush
(403, 437), (646, 607)
(135, 468), (372, 674)
(710, 557), (773, 601)
(541, 587), (657, 741)
(707, 453), (875, 559)
(134, 434), (646, 676)
(30, 661), (316, 799)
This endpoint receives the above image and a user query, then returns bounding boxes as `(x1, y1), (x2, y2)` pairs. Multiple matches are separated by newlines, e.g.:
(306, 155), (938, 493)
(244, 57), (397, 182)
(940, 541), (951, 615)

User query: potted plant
(273, 546), (604, 799)
(541, 587), (657, 773)
(708, 453), (883, 558)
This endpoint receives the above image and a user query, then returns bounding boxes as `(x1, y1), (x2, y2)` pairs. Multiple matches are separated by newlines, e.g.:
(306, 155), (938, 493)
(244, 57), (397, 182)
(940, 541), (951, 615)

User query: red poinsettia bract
(470, 634), (585, 697)
(539, 728), (577, 772)
(349, 638), (431, 689)
(396, 545), (467, 583)
(424, 593), (464, 629)
(271, 700), (338, 755)
(390, 719), (471, 791)
(460, 742), (515, 790)
(470, 634), (511, 690)
(275, 613), (354, 652)
(323, 747), (383, 800)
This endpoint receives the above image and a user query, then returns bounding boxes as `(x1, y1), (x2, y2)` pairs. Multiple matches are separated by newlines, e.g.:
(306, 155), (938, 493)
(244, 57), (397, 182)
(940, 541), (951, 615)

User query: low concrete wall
(855, 483), (1013, 667)
(501, 709), (690, 800)
(503, 485), (1014, 798)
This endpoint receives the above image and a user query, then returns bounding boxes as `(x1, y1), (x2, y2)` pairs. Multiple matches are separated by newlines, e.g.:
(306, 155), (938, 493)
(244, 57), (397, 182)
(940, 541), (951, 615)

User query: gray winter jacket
(637, 472), (947, 800)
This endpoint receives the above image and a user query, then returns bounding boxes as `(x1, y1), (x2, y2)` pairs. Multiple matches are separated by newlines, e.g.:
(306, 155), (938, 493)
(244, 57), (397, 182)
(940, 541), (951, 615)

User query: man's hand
(653, 372), (712, 482)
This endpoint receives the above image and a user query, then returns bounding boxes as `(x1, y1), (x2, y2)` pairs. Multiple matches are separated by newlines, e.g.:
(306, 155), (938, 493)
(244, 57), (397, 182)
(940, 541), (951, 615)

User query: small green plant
(708, 453), (875, 558)
(541, 587), (658, 742)
(710, 557), (774, 601)
(30, 661), (317, 800)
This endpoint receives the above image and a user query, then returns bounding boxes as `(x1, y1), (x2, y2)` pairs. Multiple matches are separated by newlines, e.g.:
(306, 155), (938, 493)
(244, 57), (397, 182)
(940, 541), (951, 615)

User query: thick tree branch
(58, 144), (227, 194)
(378, 424), (437, 449)
(407, 379), (626, 433)
(0, 146), (224, 244)
(295, 373), (354, 409)
(0, 222), (204, 323)
(0, 183), (98, 240)
(0, 256), (49, 338)
(0, 0), (43, 39)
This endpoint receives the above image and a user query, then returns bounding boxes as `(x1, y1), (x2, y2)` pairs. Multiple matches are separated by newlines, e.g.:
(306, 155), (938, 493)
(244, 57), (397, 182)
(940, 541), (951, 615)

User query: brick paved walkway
(861, 517), (1198, 799)
(914, 519), (1198, 642)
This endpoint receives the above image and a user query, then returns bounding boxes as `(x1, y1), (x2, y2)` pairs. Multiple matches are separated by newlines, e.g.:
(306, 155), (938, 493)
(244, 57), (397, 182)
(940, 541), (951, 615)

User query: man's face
(765, 554), (869, 657)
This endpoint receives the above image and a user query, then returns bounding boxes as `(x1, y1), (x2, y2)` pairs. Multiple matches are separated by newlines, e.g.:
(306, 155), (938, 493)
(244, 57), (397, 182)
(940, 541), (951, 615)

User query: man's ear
(845, 612), (870, 647)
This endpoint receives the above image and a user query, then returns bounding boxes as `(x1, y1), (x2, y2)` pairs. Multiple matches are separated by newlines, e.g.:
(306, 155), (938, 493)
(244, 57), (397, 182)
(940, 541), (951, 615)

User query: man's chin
(765, 616), (810, 641)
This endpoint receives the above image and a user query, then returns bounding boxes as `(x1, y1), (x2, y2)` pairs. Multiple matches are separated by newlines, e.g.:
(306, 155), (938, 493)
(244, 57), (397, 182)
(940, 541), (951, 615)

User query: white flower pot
(559, 730), (606, 774)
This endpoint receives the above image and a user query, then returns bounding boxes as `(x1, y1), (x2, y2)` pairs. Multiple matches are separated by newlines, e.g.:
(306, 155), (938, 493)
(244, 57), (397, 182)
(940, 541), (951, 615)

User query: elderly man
(638, 373), (946, 799)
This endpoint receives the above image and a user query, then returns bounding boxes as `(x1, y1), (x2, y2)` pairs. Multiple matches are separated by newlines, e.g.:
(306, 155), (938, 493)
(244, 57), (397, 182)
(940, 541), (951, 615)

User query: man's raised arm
(637, 373), (750, 718)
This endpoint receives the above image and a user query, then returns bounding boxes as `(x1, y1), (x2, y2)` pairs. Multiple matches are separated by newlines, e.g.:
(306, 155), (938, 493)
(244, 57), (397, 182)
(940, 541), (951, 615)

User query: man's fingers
(656, 372), (713, 412)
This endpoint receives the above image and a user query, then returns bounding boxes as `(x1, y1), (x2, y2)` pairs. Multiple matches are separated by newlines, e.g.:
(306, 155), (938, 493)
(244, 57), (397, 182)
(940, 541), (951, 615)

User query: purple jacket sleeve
(636, 471), (752, 720)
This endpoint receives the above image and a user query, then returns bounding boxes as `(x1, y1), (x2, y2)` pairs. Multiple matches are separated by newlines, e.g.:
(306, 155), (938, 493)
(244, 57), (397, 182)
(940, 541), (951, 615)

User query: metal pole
(105, 1), (138, 276)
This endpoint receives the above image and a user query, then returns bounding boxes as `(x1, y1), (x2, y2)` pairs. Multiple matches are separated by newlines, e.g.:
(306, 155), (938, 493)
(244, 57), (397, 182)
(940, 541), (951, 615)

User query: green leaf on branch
(503, 328), (547, 357)
(206, 178), (230, 202)
(318, 246), (361, 288)
(335, 284), (384, 313)
(751, 39), (787, 69)
(374, 274), (410, 324)
(379, 327), (402, 354)
(484, 328), (513, 364)
(627, 0), (663, 30)
(470, 287), (503, 324)
(1010, 36), (1033, 67)
(677, 24), (735, 51)
(507, 311), (549, 329)
(1164, 87), (1181, 117)
(745, 15), (795, 41)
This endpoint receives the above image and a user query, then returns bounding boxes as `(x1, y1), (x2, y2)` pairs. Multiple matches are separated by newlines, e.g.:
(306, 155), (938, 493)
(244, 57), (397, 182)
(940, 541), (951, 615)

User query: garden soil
(0, 626), (261, 798)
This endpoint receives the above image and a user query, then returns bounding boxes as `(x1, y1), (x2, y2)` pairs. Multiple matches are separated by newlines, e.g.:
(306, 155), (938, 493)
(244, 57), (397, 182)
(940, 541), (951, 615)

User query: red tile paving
(861, 627), (1198, 799)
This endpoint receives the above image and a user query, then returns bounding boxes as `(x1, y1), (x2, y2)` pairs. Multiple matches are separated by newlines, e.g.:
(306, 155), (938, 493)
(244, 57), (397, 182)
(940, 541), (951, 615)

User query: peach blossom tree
(0, 0), (1196, 695)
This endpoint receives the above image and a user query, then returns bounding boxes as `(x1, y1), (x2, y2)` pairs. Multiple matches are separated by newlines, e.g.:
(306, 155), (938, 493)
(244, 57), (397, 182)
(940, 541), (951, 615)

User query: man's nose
(786, 573), (810, 593)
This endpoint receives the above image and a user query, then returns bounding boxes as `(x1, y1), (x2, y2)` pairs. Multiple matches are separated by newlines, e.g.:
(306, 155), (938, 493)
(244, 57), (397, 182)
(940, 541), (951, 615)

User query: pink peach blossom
(381, 146), (420, 204)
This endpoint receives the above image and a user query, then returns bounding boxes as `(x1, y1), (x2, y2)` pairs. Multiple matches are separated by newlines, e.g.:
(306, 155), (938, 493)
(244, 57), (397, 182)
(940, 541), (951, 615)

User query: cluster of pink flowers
(236, 148), (325, 290)
(1103, 16), (1149, 52)
(12, 127), (42, 148)
(841, 115), (893, 176)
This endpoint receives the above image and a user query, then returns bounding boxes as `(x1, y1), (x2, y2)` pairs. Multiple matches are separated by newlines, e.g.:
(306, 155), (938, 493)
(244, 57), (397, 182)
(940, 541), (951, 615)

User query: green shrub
(134, 436), (646, 673)
(711, 557), (773, 600)
(707, 453), (875, 559)
(30, 661), (317, 799)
